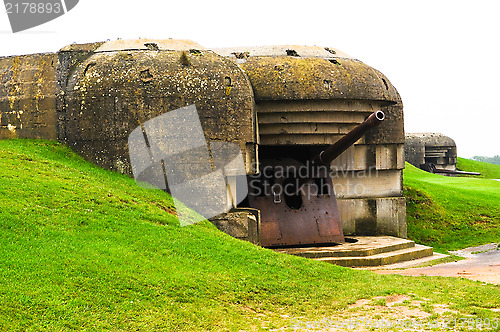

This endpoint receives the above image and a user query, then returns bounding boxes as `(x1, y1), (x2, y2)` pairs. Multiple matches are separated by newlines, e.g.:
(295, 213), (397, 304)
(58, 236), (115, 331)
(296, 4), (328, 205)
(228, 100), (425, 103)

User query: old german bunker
(217, 45), (406, 245)
(0, 39), (407, 249)
(405, 133), (480, 177)
(405, 133), (457, 173)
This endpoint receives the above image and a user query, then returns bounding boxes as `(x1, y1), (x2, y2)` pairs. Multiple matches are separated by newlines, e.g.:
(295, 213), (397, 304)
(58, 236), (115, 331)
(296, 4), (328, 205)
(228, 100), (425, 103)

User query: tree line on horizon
(472, 155), (500, 165)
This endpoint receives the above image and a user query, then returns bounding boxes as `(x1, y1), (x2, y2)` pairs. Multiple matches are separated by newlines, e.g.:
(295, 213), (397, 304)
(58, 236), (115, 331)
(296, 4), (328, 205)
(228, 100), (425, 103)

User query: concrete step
(363, 252), (449, 270)
(274, 236), (416, 258)
(316, 245), (434, 267)
(273, 236), (435, 268)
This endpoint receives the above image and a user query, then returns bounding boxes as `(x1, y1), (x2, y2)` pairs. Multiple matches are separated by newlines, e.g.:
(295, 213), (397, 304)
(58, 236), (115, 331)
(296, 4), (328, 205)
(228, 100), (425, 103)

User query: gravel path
(374, 243), (500, 285)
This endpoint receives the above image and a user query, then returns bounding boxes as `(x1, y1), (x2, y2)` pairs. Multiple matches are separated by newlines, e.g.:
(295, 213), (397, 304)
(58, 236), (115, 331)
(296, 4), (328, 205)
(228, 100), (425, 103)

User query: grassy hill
(0, 140), (499, 331)
(404, 162), (500, 252)
(457, 157), (500, 179)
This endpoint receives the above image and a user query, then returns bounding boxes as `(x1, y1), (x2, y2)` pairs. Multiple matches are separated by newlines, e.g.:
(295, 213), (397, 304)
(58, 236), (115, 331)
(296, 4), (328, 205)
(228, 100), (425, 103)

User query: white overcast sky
(1, 0), (499, 158)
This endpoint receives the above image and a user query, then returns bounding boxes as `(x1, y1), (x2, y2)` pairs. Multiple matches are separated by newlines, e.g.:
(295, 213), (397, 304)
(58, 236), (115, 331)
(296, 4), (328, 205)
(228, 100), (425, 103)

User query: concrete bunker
(405, 133), (457, 173)
(0, 40), (407, 247)
(405, 133), (480, 176)
(217, 45), (407, 242)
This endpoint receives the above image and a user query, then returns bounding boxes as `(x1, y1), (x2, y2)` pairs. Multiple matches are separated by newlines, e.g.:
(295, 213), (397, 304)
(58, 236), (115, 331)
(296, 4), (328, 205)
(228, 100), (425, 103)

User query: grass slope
(404, 162), (500, 252)
(0, 140), (499, 331)
(457, 157), (500, 179)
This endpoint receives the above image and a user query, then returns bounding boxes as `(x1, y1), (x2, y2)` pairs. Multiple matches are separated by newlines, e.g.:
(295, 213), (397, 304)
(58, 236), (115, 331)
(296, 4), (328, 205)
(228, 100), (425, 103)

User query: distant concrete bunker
(405, 133), (457, 173)
(0, 39), (406, 245)
(405, 133), (480, 176)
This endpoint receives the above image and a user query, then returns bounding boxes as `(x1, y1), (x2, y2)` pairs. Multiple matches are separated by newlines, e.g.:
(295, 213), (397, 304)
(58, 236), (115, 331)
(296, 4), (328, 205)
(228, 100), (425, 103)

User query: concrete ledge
(274, 236), (435, 267)
(363, 252), (449, 270)
(274, 236), (414, 258)
(317, 245), (433, 267)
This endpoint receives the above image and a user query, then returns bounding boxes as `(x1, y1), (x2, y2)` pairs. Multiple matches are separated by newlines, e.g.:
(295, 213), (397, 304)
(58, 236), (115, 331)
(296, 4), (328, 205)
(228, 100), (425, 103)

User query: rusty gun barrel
(312, 110), (385, 166)
(424, 163), (481, 176)
(434, 169), (481, 176)
(295, 110), (385, 192)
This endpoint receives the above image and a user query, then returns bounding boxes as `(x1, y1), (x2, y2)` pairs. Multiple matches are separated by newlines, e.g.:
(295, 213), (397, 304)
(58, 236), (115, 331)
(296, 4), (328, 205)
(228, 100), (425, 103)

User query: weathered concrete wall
(0, 53), (59, 140)
(0, 40), (260, 244)
(63, 40), (257, 176)
(0, 40), (258, 177)
(210, 209), (260, 245)
(338, 197), (406, 238)
(56, 42), (105, 141)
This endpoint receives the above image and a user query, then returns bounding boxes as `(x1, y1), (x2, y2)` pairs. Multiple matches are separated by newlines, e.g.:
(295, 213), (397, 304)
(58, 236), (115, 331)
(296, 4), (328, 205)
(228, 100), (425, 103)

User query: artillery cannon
(422, 163), (481, 176)
(405, 133), (479, 177)
(0, 41), (407, 245)
(246, 111), (385, 247)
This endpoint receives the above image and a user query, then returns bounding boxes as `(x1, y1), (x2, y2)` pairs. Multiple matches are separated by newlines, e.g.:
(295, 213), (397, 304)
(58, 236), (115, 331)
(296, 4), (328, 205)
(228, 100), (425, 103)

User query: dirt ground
(273, 244), (500, 331)
(374, 243), (500, 285)
(279, 294), (499, 331)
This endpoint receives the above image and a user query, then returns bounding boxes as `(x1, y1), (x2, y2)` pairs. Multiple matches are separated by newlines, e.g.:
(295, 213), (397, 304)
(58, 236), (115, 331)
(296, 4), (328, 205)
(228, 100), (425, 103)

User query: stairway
(273, 236), (436, 267)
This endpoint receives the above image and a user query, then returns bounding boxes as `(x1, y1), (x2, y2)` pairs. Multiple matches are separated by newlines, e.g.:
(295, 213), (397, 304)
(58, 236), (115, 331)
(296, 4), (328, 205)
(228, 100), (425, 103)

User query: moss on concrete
(240, 56), (398, 103)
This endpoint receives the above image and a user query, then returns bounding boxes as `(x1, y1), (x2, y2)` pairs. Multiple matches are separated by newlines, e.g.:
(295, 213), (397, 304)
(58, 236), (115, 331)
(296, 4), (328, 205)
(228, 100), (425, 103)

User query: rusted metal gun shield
(248, 168), (344, 247)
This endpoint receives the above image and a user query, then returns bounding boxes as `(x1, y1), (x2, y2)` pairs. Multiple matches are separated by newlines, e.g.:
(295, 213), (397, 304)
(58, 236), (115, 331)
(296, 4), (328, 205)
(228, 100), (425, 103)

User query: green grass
(457, 157), (500, 179)
(404, 162), (500, 252)
(1, 140), (499, 331)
